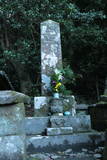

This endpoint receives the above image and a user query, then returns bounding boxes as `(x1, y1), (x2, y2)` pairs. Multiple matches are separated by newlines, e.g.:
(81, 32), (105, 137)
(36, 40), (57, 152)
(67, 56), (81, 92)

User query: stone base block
(47, 127), (73, 136)
(50, 115), (91, 132)
(26, 132), (105, 154)
(24, 117), (49, 135)
(0, 135), (25, 160)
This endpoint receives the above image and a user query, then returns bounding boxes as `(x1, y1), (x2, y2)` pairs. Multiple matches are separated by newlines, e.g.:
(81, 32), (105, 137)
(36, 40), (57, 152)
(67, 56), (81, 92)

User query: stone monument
(41, 20), (62, 95)
(34, 20), (76, 116)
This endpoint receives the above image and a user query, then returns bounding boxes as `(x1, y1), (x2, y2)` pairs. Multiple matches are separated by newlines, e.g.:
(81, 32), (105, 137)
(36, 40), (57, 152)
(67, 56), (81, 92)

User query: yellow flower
(55, 82), (62, 89)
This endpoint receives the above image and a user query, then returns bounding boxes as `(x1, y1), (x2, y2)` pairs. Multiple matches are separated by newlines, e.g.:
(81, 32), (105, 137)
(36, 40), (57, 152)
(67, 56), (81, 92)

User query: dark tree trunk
(12, 61), (33, 95)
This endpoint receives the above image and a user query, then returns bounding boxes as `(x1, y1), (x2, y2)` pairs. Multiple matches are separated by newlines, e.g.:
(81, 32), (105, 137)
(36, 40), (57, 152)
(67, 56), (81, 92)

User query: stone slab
(50, 115), (91, 132)
(0, 91), (30, 105)
(0, 103), (25, 136)
(47, 127), (73, 136)
(24, 117), (49, 135)
(0, 135), (25, 160)
(26, 132), (105, 154)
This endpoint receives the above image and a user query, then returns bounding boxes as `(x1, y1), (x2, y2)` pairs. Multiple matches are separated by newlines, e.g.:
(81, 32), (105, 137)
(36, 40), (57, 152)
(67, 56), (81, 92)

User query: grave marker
(41, 20), (62, 95)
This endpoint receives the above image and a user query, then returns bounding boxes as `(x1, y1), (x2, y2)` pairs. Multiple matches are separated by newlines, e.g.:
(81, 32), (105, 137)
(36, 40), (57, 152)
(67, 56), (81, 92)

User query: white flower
(54, 69), (61, 74)
(58, 75), (63, 80)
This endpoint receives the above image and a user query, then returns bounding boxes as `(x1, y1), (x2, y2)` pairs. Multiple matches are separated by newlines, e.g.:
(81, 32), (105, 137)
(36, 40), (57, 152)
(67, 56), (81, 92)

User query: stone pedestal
(34, 96), (76, 117)
(0, 90), (30, 160)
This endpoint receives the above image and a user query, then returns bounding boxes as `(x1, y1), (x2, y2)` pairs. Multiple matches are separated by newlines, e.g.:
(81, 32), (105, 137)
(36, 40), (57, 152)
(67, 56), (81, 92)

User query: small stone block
(24, 117), (49, 135)
(47, 127), (73, 136)
(50, 115), (91, 132)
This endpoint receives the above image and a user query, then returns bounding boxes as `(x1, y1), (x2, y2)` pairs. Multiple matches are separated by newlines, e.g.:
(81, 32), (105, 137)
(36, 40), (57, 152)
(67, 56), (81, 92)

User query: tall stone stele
(41, 20), (62, 96)
(34, 20), (76, 116)
(0, 90), (30, 160)
(34, 20), (63, 116)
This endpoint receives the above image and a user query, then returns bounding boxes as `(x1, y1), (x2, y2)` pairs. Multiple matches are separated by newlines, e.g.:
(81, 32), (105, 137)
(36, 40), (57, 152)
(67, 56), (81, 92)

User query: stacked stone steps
(49, 115), (91, 131)
(25, 116), (105, 157)
(24, 115), (91, 136)
(46, 115), (91, 136)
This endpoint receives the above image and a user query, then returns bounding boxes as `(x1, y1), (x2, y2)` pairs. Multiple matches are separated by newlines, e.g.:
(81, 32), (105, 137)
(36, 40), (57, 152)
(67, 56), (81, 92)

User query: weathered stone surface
(24, 117), (49, 135)
(26, 132), (105, 154)
(50, 115), (91, 131)
(0, 91), (30, 105)
(47, 127), (73, 136)
(0, 135), (25, 160)
(34, 96), (51, 116)
(0, 103), (25, 136)
(41, 20), (62, 95)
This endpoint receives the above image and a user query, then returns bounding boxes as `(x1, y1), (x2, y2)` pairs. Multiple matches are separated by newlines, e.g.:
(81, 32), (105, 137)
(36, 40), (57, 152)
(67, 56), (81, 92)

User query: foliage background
(0, 0), (107, 102)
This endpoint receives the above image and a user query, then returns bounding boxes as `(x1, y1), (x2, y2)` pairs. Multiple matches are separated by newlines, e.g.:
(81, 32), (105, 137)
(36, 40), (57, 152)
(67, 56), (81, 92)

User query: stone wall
(0, 91), (30, 160)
